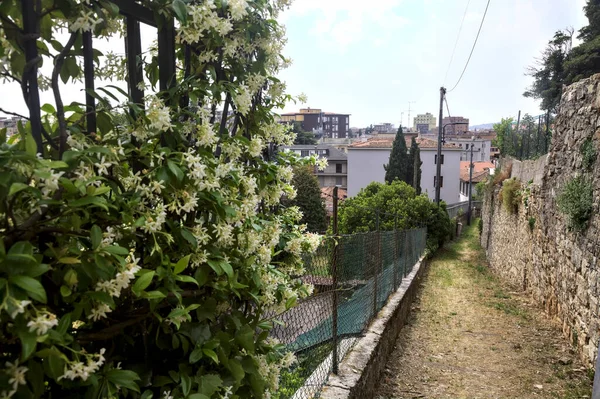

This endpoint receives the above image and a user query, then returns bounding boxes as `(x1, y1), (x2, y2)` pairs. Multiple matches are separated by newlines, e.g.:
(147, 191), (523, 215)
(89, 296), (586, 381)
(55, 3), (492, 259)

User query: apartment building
(280, 108), (351, 139)
(441, 116), (470, 134)
(413, 113), (436, 133)
(283, 144), (348, 189)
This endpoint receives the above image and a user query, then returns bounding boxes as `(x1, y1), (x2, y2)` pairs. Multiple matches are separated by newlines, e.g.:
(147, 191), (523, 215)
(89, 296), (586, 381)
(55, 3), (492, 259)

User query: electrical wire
(447, 0), (492, 93)
(443, 0), (472, 85)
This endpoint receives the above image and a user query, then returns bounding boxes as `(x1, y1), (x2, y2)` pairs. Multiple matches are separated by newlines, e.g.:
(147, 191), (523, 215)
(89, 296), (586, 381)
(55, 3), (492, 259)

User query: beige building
(413, 113), (436, 133)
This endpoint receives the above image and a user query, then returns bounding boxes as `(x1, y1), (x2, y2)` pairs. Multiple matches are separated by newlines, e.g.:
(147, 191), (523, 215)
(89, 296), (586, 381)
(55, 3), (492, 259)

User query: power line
(443, 0), (472, 85)
(444, 96), (452, 119)
(448, 0), (492, 93)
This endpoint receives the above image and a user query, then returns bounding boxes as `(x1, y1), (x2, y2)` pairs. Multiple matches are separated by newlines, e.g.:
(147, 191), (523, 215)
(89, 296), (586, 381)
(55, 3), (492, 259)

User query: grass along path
(376, 222), (593, 399)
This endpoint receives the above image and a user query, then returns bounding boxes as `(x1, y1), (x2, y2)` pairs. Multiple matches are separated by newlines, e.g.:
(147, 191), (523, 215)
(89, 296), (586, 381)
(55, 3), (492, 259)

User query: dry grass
(376, 222), (592, 399)
(493, 163), (512, 186)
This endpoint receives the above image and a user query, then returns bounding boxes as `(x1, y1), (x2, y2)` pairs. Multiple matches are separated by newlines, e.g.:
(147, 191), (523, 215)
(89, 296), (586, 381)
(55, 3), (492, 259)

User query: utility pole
(514, 110), (521, 157)
(467, 143), (474, 226)
(435, 88), (446, 205)
(400, 112), (404, 130)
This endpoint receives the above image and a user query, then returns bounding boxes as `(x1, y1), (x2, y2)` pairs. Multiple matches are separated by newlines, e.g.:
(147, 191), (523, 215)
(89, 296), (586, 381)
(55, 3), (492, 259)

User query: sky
(0, 0), (589, 129)
(278, 0), (588, 128)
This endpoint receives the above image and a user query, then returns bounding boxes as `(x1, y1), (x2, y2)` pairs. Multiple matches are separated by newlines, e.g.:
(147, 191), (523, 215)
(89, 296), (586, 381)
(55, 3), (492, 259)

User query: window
(434, 154), (445, 164)
(459, 144), (462, 147)
(332, 125), (338, 132)
(434, 176), (444, 188)
(482, 143), (486, 148)
(301, 150), (309, 157)
(332, 116), (338, 123)
(336, 163), (343, 173)
(335, 176), (343, 186)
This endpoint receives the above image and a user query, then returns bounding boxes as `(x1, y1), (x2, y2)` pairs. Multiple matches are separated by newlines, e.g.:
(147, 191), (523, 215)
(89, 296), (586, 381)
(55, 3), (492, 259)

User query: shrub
(286, 166), (328, 233)
(478, 218), (484, 236)
(493, 163), (512, 186)
(581, 138), (597, 169)
(558, 176), (594, 230)
(528, 217), (536, 231)
(0, 1), (319, 398)
(501, 178), (522, 214)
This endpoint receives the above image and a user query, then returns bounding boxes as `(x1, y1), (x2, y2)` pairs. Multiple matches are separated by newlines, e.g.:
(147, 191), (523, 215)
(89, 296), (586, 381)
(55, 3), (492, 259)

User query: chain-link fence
(273, 227), (427, 399)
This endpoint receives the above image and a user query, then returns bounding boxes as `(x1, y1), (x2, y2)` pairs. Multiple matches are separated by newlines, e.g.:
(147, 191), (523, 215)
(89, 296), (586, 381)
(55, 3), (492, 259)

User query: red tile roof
(348, 137), (459, 149)
(459, 161), (495, 182)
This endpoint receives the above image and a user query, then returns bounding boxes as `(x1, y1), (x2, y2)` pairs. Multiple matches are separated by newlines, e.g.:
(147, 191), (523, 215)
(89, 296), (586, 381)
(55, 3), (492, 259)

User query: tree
(384, 126), (410, 184)
(409, 137), (422, 194)
(292, 121), (317, 145)
(288, 166), (328, 233)
(493, 117), (515, 156)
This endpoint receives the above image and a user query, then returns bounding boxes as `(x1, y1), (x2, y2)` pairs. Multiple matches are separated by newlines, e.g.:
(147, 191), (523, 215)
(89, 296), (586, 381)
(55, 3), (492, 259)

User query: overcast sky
(0, 0), (588, 129)
(278, 0), (588, 128)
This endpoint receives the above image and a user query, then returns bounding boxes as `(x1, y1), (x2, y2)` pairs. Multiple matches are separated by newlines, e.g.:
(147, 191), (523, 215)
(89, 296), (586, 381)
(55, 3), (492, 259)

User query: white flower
(39, 170), (64, 197)
(87, 303), (112, 321)
(5, 361), (28, 392)
(70, 10), (104, 33)
(297, 93), (308, 103)
(281, 352), (296, 368)
(234, 85), (252, 116)
(60, 349), (105, 381)
(228, 0), (249, 20)
(146, 96), (172, 132)
(163, 391), (174, 399)
(9, 300), (31, 319)
(315, 156), (328, 171)
(94, 156), (113, 176)
(26, 312), (59, 335)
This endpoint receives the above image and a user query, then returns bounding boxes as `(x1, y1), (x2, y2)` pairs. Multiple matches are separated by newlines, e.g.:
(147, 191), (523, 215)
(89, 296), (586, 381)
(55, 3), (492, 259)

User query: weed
(493, 163), (512, 186)
(478, 218), (483, 236)
(493, 289), (511, 299)
(490, 301), (529, 319)
(501, 178), (522, 214)
(557, 176), (594, 231)
(581, 138), (596, 169)
(528, 217), (536, 231)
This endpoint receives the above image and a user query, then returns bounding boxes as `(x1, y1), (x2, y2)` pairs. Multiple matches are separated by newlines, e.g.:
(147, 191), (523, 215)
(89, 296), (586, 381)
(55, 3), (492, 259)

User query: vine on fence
(0, 0), (325, 398)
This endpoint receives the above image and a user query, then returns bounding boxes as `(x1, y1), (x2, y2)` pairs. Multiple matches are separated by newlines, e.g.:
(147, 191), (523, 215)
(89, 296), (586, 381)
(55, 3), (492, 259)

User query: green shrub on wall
(558, 176), (594, 231)
(581, 138), (597, 169)
(501, 178), (522, 214)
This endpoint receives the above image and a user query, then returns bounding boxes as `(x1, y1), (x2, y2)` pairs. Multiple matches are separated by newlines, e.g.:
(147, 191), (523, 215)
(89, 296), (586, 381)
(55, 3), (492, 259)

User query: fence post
(373, 210), (380, 318)
(393, 216), (399, 290)
(331, 187), (339, 374)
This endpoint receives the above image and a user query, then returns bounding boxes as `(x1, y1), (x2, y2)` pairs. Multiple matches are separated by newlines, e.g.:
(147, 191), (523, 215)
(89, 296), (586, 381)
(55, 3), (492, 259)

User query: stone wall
(481, 73), (600, 365)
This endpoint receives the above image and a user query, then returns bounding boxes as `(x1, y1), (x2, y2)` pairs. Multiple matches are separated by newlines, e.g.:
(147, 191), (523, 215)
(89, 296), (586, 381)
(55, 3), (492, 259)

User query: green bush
(558, 176), (594, 230)
(581, 138), (597, 169)
(528, 217), (536, 231)
(478, 218), (483, 236)
(501, 178), (522, 214)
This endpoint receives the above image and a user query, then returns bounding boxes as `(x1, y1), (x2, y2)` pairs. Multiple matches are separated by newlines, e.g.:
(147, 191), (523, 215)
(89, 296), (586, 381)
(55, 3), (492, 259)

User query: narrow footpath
(376, 223), (593, 399)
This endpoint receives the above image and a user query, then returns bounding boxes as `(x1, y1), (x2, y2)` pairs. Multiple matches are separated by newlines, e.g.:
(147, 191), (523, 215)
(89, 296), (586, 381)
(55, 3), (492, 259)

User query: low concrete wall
(320, 256), (427, 399)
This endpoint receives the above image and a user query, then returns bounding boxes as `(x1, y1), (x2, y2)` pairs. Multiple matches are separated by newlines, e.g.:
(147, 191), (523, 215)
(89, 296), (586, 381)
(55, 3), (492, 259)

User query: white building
(347, 137), (462, 203)
(413, 113), (436, 133)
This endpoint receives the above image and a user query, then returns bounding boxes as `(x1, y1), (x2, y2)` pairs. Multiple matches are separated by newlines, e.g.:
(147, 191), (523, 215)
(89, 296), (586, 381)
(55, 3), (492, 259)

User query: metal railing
(446, 201), (482, 219)
(273, 227), (427, 399)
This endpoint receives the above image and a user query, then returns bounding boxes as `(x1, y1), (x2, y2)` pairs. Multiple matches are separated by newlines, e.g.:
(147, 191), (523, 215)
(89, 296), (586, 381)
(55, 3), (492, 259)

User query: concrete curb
(319, 255), (428, 399)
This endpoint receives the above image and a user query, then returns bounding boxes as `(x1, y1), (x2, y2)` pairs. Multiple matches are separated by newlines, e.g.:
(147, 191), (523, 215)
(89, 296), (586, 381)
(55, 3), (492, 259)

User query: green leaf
(41, 103), (56, 114)
(56, 314), (71, 336)
(174, 254), (190, 274)
(171, 0), (188, 23)
(228, 358), (245, 383)
(235, 325), (255, 353)
(220, 260), (233, 278)
(181, 229), (197, 248)
(189, 348), (203, 364)
(106, 369), (141, 392)
(202, 348), (219, 364)
(69, 196), (109, 210)
(140, 390), (153, 399)
(60, 285), (72, 297)
(10, 275), (47, 303)
(18, 329), (37, 361)
(8, 182), (30, 197)
(199, 374), (222, 396)
(91, 225), (102, 250)
(58, 257), (81, 264)
(207, 259), (223, 276)
(175, 275), (199, 286)
(103, 245), (129, 255)
(167, 160), (184, 182)
(96, 111), (113, 134)
(132, 271), (155, 294)
(25, 130), (37, 156)
(180, 373), (191, 396)
(141, 290), (166, 300)
(188, 395), (209, 399)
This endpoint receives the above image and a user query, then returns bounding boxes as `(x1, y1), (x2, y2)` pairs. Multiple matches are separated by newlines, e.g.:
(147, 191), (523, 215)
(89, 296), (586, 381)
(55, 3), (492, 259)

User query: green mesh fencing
(275, 227), (427, 399)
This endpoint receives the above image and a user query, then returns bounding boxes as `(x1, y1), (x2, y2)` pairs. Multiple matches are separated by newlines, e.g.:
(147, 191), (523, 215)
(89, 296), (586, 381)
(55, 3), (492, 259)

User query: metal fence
(446, 201), (482, 219)
(272, 227), (427, 399)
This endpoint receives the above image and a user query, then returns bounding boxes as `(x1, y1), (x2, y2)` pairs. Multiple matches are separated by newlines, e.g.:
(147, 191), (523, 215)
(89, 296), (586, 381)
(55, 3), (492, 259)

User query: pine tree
(288, 166), (328, 232)
(384, 126), (409, 184)
(409, 137), (422, 194)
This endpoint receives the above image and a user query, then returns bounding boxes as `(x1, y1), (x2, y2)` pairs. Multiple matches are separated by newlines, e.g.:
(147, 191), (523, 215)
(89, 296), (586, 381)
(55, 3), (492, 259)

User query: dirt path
(376, 223), (593, 399)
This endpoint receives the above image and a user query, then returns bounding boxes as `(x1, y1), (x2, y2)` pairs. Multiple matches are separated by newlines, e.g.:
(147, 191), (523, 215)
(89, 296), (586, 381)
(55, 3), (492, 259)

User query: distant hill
(470, 123), (495, 130)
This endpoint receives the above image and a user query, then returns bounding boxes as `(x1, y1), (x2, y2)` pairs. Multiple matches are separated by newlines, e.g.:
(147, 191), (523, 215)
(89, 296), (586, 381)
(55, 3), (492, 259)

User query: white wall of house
(347, 148), (461, 203)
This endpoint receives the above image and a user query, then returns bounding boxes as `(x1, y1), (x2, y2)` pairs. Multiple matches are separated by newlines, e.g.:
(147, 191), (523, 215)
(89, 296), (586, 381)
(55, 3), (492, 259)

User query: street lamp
(467, 142), (475, 226)
(435, 122), (470, 205)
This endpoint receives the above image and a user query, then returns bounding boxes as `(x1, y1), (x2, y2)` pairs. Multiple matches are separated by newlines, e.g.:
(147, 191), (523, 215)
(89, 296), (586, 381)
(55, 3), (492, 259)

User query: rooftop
(284, 144), (348, 161)
(459, 161), (495, 182)
(348, 137), (460, 150)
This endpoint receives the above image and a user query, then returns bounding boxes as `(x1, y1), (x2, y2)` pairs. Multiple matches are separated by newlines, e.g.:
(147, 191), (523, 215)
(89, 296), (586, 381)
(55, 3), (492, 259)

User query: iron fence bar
(393, 217), (399, 290)
(331, 187), (339, 374)
(373, 210), (380, 318)
(125, 16), (144, 115)
(112, 0), (156, 26)
(21, 0), (44, 155)
(158, 17), (176, 98)
(82, 31), (96, 135)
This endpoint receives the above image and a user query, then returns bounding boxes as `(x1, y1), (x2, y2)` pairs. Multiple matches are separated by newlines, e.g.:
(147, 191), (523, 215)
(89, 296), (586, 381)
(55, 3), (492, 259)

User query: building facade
(458, 161), (495, 202)
(280, 108), (351, 139)
(347, 137), (461, 203)
(413, 113), (436, 133)
(283, 144), (348, 189)
(373, 123), (395, 133)
(445, 137), (492, 162)
(0, 116), (23, 138)
(441, 116), (469, 134)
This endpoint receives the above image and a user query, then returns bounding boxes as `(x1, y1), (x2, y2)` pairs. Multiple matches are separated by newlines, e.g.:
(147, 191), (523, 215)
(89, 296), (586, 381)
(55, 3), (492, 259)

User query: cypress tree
(409, 137), (422, 194)
(384, 126), (409, 184)
(288, 166), (328, 232)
